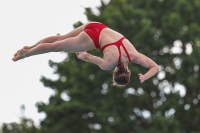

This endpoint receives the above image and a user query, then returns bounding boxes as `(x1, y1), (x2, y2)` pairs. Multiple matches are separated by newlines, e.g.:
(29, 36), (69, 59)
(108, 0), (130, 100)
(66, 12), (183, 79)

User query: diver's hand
(138, 73), (146, 83)
(76, 52), (89, 61)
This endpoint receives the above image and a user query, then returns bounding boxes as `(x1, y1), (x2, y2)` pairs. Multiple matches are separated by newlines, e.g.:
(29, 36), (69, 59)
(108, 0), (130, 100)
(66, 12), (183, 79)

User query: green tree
(1, 105), (38, 133)
(36, 0), (200, 133)
(2, 118), (38, 133)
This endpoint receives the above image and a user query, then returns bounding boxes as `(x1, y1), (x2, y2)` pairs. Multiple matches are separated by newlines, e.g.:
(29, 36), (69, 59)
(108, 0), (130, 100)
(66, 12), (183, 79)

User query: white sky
(0, 0), (101, 126)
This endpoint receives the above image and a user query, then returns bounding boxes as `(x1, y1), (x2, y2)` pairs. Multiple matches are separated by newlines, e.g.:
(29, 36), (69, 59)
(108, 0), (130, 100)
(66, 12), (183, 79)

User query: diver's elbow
(154, 64), (159, 72)
(99, 64), (112, 70)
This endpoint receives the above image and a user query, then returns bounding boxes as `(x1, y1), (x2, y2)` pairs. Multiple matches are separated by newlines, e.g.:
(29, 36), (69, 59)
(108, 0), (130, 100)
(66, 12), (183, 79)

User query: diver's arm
(76, 52), (114, 70)
(132, 52), (159, 83)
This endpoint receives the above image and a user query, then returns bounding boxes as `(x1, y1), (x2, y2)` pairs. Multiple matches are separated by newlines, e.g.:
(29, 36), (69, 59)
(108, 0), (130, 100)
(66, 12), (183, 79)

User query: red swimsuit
(84, 22), (107, 49)
(84, 22), (131, 63)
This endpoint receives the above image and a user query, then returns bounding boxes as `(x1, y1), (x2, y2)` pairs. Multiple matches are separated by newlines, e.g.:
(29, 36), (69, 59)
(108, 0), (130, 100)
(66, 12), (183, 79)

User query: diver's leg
(23, 25), (84, 50)
(12, 31), (95, 61)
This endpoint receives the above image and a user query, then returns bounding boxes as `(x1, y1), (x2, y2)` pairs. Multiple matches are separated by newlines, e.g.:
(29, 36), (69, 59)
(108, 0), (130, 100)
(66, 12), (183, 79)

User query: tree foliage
(37, 0), (200, 132)
(1, 118), (38, 133)
(3, 0), (200, 132)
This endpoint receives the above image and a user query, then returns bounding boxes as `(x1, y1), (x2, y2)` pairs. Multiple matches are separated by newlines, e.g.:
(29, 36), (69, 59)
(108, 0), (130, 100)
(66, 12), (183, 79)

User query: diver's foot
(12, 48), (27, 61)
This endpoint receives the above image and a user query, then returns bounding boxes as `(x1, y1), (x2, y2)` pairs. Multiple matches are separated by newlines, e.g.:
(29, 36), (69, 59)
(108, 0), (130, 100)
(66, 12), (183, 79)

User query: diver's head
(112, 65), (131, 87)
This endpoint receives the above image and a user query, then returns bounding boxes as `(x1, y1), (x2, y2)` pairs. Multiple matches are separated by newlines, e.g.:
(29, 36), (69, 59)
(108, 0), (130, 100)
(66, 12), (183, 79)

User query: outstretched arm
(133, 52), (159, 83)
(76, 52), (114, 70)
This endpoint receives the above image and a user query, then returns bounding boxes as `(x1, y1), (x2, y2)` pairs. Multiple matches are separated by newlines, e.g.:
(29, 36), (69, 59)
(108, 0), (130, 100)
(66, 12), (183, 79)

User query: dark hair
(112, 65), (131, 87)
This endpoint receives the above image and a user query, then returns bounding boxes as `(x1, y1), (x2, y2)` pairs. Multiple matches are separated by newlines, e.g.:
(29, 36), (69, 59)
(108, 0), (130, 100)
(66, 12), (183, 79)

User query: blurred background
(1, 0), (200, 133)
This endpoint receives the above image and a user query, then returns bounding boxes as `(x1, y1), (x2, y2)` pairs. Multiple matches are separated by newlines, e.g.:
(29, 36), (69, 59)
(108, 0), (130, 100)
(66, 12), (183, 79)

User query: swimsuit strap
(121, 43), (131, 62)
(116, 37), (131, 62)
(101, 37), (125, 51)
(101, 37), (131, 62)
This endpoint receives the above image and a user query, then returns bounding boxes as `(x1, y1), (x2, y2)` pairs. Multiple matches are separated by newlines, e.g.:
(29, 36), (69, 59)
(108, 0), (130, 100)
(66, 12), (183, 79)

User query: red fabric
(84, 22), (108, 49)
(101, 37), (131, 62)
